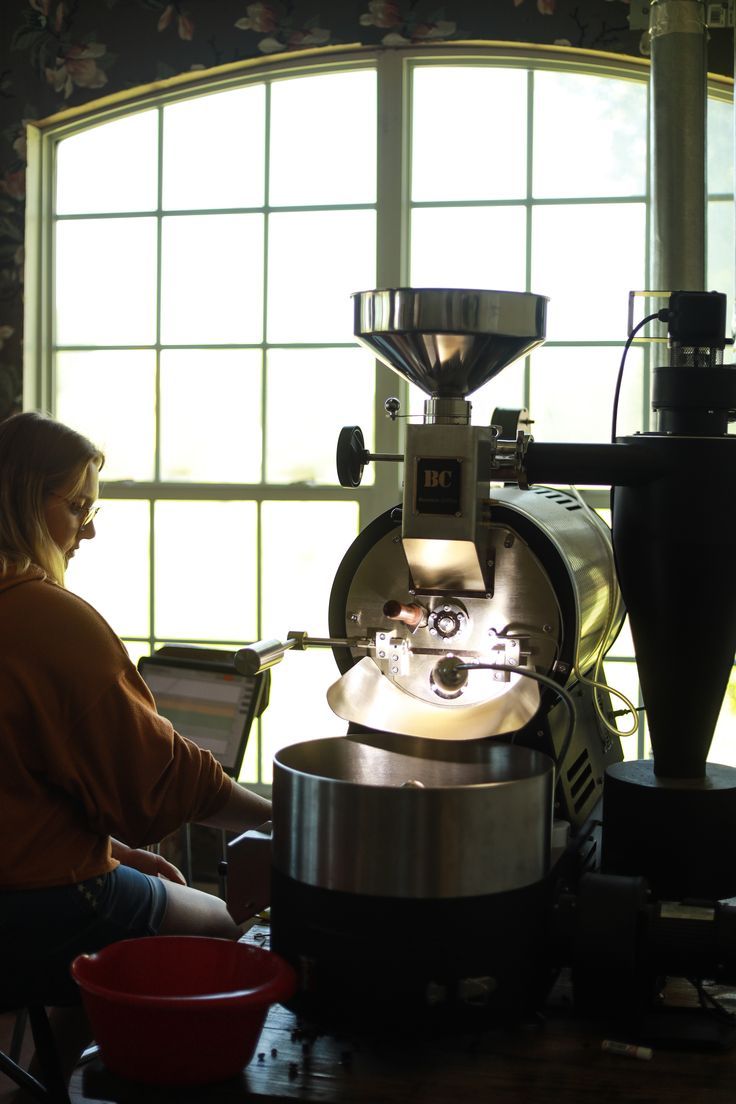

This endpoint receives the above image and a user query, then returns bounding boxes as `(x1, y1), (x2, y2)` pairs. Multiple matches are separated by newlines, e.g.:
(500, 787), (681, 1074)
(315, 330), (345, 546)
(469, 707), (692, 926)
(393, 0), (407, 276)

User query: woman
(0, 411), (271, 1079)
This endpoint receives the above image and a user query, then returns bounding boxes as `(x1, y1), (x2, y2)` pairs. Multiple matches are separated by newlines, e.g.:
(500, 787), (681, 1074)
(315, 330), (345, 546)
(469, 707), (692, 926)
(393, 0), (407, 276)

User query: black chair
(0, 1003), (71, 1103)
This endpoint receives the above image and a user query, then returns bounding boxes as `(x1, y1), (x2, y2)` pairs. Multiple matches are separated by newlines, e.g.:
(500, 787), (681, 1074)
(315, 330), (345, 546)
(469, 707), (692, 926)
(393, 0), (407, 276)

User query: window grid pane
(52, 67), (380, 784)
(162, 84), (266, 211)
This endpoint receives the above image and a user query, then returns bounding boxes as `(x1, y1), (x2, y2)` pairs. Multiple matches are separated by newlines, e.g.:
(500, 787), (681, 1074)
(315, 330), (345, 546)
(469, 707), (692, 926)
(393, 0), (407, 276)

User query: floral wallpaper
(0, 0), (729, 416)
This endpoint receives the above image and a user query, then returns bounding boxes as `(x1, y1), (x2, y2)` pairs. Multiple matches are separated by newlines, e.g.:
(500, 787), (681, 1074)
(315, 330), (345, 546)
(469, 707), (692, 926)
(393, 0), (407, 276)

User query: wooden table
(74, 928), (736, 1104)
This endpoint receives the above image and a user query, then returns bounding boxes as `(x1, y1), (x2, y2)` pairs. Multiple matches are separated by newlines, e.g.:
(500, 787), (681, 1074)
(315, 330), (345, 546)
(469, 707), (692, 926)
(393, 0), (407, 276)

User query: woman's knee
(157, 880), (240, 940)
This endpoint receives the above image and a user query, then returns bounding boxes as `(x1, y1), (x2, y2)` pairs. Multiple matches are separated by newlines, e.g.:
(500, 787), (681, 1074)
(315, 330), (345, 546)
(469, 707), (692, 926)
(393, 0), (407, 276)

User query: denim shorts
(0, 864), (168, 1008)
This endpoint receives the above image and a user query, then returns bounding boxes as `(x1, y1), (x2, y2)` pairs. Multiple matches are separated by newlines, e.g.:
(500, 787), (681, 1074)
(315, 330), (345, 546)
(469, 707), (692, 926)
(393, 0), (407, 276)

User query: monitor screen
(138, 656), (261, 776)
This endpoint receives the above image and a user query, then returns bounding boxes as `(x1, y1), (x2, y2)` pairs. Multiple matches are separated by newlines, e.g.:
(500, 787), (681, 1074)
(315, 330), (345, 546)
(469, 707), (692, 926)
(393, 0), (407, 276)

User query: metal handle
(234, 631), (367, 676)
(234, 638), (299, 676)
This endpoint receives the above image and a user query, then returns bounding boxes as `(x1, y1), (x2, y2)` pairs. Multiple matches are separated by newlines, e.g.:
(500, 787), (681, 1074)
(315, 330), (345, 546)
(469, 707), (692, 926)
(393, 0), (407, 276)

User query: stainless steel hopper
(353, 288), (548, 398)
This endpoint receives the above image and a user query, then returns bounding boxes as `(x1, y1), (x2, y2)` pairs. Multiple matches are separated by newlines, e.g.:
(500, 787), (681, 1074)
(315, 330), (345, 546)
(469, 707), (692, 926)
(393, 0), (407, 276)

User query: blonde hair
(0, 412), (105, 585)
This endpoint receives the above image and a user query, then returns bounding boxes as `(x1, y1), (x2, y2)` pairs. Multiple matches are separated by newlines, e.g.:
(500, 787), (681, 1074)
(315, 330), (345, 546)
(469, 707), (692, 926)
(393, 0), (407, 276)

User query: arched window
(24, 45), (735, 786)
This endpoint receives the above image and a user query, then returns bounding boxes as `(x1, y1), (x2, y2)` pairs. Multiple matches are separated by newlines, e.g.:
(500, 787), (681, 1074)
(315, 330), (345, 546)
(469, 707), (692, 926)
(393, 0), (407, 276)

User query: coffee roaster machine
(229, 287), (736, 1042)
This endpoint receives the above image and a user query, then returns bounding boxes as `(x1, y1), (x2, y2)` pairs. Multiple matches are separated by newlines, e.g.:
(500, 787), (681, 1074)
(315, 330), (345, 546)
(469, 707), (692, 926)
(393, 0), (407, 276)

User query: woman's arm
(110, 781), (270, 886)
(197, 781), (271, 833)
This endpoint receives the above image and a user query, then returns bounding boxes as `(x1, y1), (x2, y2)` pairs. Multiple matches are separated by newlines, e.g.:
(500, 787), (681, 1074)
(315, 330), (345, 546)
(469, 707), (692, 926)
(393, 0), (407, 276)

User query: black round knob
(336, 425), (367, 487)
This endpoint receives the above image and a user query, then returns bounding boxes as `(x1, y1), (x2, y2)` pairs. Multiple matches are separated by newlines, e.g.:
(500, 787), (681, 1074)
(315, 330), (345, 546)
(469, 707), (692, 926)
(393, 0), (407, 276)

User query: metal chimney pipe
(649, 0), (707, 291)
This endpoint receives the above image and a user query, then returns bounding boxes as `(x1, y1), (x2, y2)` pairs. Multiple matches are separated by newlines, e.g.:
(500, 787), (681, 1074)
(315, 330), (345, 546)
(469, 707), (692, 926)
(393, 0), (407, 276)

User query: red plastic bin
(71, 935), (296, 1086)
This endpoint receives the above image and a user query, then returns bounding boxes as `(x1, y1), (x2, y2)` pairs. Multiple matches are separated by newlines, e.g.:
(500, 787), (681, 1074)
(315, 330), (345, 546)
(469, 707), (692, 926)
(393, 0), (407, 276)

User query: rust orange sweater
(0, 567), (233, 889)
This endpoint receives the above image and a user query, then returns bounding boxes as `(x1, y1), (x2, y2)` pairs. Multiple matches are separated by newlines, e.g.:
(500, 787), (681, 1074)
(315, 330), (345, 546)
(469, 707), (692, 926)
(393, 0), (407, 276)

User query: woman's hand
(110, 838), (187, 885)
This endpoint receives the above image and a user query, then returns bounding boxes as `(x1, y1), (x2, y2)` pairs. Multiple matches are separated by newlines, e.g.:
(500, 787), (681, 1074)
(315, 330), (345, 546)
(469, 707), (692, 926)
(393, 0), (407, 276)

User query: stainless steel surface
(339, 515), (560, 708)
(327, 656), (541, 740)
(353, 288), (548, 398)
(401, 422), (493, 593)
(328, 485), (622, 740)
(650, 0), (706, 291)
(423, 397), (473, 424)
(235, 637), (297, 676)
(501, 485), (624, 668)
(272, 738), (553, 898)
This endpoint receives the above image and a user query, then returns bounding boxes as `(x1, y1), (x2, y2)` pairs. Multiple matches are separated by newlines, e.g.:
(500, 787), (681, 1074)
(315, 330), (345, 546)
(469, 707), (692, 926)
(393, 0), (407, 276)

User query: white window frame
(23, 45), (735, 779)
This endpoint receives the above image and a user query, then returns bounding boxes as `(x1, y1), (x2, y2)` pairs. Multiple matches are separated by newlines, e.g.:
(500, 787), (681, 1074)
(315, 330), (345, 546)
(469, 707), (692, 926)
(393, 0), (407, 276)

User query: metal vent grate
(566, 747), (596, 815)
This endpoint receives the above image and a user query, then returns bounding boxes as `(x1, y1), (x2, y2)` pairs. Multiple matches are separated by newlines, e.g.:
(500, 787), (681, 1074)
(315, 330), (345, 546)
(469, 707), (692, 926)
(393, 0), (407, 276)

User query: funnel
(353, 288), (548, 398)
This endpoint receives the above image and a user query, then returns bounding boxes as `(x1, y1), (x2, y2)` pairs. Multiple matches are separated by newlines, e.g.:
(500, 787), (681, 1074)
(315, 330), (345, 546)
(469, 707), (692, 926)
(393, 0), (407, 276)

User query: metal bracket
(490, 637), (522, 682)
(489, 431), (532, 487)
(374, 631), (410, 676)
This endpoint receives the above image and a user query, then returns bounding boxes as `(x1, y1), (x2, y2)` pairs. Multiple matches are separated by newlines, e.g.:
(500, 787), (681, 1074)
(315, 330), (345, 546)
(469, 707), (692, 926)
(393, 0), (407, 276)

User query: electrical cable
(611, 309), (669, 444)
(456, 662), (576, 774)
(572, 649), (640, 739)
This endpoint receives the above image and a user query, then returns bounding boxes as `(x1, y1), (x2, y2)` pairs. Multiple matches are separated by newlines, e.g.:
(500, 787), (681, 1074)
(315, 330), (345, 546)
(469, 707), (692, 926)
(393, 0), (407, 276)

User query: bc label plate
(414, 458), (462, 515)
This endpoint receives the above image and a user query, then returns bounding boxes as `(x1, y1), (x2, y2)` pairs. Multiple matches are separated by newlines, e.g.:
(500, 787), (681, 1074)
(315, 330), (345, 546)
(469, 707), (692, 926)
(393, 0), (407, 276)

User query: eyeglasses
(49, 493), (100, 530)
